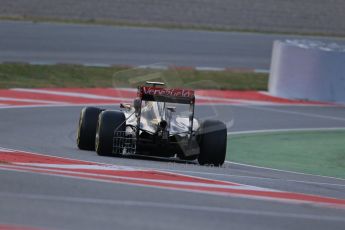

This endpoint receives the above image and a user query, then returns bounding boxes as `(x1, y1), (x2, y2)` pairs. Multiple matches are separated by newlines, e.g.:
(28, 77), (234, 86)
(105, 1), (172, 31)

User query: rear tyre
(197, 120), (227, 166)
(77, 107), (102, 151)
(95, 110), (126, 156)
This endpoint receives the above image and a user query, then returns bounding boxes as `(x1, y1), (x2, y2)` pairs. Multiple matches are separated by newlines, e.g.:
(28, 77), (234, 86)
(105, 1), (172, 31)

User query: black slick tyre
(197, 120), (227, 166)
(95, 110), (126, 156)
(77, 107), (102, 151)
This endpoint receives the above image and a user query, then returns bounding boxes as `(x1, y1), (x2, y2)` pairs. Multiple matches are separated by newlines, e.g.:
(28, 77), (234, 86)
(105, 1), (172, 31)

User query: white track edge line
(227, 127), (345, 135)
(225, 161), (345, 181)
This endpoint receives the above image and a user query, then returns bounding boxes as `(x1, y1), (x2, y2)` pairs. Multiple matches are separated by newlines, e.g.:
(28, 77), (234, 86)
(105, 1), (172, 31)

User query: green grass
(0, 63), (268, 90)
(227, 130), (345, 179)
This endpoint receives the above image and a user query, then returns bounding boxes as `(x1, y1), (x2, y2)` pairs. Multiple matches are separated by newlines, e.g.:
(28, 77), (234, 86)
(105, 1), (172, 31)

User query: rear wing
(138, 86), (195, 104)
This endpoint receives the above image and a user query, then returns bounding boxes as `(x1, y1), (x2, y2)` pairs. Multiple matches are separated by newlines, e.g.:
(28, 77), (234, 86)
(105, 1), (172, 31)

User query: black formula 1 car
(77, 82), (227, 166)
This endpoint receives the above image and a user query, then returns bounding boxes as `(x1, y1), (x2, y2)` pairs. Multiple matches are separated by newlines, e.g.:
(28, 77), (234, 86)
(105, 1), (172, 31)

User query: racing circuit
(1, 21), (345, 230)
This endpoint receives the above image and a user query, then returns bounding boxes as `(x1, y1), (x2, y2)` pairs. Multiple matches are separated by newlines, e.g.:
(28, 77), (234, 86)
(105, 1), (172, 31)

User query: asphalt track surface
(1, 104), (345, 230)
(1, 21), (345, 70)
(1, 20), (345, 230)
(1, 0), (345, 36)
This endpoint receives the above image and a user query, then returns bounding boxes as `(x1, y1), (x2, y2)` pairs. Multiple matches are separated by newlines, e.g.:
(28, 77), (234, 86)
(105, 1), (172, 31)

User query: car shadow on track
(102, 153), (198, 165)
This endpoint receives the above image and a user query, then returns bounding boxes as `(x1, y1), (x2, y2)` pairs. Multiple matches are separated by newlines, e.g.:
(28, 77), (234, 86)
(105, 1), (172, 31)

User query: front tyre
(77, 107), (102, 151)
(197, 120), (227, 166)
(95, 110), (126, 156)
